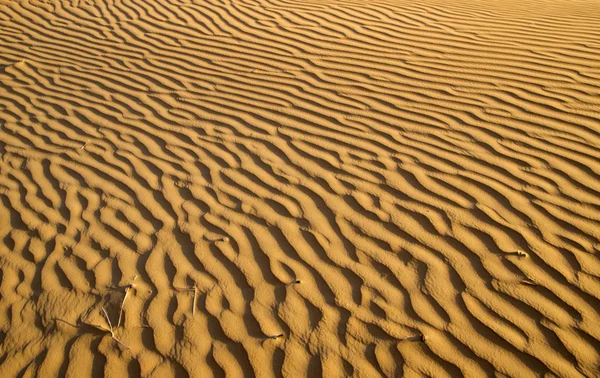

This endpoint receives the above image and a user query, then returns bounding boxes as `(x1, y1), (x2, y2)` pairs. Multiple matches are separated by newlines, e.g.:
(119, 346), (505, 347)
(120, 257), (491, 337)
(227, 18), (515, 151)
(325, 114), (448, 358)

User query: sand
(0, 0), (599, 376)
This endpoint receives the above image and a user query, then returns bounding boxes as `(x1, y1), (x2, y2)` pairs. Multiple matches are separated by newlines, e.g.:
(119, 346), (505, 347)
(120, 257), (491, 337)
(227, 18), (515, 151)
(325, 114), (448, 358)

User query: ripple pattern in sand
(1, 0), (600, 377)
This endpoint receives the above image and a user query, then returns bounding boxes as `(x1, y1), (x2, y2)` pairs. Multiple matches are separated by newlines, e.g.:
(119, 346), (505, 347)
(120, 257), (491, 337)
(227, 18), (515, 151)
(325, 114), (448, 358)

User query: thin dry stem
(117, 287), (130, 328)
(82, 320), (109, 333)
(173, 286), (195, 292)
(117, 275), (137, 328)
(520, 279), (537, 286)
(501, 251), (528, 258)
(192, 283), (198, 317)
(401, 334), (425, 342)
(101, 306), (130, 349)
(102, 307), (114, 333)
(112, 336), (130, 350)
(173, 282), (199, 316)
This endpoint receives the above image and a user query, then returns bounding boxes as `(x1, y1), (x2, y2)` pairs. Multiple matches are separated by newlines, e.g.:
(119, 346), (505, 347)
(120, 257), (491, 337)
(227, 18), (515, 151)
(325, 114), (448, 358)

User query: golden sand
(1, 0), (599, 376)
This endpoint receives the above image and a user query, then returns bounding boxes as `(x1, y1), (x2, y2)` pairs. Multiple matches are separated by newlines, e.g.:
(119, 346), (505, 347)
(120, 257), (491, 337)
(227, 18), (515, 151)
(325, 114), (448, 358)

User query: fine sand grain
(1, 0), (600, 376)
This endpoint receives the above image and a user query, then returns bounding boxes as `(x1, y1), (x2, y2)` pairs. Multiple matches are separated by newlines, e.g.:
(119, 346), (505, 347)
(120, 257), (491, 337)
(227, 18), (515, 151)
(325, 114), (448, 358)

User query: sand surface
(1, 0), (600, 376)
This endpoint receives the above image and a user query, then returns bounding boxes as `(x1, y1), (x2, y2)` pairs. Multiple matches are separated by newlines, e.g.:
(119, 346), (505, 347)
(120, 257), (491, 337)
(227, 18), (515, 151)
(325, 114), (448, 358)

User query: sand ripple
(1, 0), (600, 376)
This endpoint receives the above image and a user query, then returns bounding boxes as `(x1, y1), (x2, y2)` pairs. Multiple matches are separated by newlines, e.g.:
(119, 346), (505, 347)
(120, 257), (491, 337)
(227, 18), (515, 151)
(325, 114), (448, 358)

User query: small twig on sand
(78, 140), (89, 150)
(81, 320), (109, 333)
(117, 286), (131, 328)
(520, 279), (537, 286)
(101, 307), (130, 349)
(80, 310), (129, 349)
(173, 282), (198, 316)
(400, 334), (426, 342)
(102, 307), (114, 333)
(501, 250), (528, 258)
(192, 283), (198, 317)
(117, 275), (137, 328)
(54, 318), (78, 329)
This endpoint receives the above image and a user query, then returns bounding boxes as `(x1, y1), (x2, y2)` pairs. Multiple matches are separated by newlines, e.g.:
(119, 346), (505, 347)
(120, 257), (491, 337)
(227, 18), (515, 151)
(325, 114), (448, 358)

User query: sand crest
(1, 0), (599, 376)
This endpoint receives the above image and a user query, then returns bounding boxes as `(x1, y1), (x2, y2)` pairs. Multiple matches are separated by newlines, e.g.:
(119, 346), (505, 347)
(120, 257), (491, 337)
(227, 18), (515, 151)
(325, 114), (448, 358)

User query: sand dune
(1, 0), (599, 376)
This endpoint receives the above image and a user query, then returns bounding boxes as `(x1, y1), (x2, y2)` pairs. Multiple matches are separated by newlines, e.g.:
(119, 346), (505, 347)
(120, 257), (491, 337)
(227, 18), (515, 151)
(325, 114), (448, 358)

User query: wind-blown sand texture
(1, 0), (600, 376)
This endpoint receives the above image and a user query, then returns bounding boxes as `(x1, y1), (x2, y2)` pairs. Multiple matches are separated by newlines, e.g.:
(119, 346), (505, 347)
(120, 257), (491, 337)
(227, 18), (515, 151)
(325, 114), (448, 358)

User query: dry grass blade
(81, 320), (109, 333)
(400, 334), (426, 342)
(78, 140), (89, 150)
(173, 281), (198, 316)
(117, 286), (131, 329)
(117, 276), (137, 328)
(500, 251), (528, 258)
(102, 307), (114, 333)
(173, 286), (195, 292)
(192, 283), (198, 317)
(101, 306), (130, 350)
(520, 279), (537, 286)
